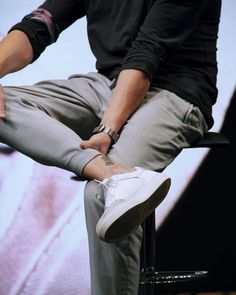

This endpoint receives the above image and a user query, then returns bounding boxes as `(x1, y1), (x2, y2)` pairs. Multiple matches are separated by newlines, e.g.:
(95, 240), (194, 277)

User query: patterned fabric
(0, 152), (90, 295)
(24, 8), (56, 43)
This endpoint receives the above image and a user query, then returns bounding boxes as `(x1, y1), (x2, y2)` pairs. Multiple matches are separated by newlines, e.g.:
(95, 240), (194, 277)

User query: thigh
(108, 88), (208, 171)
(4, 72), (113, 139)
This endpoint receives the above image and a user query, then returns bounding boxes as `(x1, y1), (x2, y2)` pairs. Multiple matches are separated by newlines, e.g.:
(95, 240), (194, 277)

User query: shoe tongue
(102, 177), (110, 184)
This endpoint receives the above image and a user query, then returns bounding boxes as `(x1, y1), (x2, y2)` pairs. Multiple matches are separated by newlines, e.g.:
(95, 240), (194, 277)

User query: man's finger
(0, 110), (6, 119)
(80, 140), (95, 149)
(80, 140), (99, 151)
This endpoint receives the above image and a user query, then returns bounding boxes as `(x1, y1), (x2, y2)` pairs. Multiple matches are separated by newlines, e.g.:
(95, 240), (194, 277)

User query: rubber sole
(96, 175), (171, 243)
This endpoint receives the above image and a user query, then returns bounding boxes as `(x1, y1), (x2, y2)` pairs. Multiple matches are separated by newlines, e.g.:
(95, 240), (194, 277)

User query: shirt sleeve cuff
(121, 43), (167, 81)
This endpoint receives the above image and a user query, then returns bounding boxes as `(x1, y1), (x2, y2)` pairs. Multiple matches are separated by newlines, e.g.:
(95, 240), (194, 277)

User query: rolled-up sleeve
(9, 0), (86, 62)
(121, 0), (209, 81)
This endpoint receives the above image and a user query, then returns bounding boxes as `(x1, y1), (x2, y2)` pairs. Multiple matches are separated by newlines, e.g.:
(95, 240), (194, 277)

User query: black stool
(139, 131), (230, 295)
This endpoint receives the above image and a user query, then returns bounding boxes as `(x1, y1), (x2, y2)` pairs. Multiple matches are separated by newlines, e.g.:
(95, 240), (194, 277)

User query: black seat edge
(189, 131), (230, 148)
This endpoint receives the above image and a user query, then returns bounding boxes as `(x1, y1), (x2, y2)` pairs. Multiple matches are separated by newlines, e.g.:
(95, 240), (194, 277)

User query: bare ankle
(82, 155), (135, 181)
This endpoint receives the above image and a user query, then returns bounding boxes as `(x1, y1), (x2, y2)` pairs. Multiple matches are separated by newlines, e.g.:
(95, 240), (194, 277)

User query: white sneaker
(95, 167), (171, 243)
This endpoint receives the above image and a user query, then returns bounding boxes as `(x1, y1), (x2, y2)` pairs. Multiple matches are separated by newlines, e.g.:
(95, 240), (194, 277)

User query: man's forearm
(0, 30), (33, 78)
(101, 69), (150, 133)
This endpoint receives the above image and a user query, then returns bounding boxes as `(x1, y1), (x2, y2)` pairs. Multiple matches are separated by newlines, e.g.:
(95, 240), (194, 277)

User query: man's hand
(80, 132), (112, 155)
(0, 84), (6, 119)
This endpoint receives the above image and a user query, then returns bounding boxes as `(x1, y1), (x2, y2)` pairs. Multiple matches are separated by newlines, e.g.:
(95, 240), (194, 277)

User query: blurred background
(0, 1), (236, 294)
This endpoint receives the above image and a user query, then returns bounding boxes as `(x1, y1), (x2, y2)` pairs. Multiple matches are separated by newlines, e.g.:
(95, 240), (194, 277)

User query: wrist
(92, 124), (120, 144)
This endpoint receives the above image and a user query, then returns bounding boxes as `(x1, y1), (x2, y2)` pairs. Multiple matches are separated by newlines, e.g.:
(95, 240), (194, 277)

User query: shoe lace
(95, 178), (121, 208)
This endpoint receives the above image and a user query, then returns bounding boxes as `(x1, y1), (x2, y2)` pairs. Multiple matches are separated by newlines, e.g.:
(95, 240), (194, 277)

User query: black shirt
(10, 0), (222, 128)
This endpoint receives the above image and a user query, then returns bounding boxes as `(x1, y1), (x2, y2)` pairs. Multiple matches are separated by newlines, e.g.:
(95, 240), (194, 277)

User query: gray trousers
(0, 72), (207, 295)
